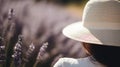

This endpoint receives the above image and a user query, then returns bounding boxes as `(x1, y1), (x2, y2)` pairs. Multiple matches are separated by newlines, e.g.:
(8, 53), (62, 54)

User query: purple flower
(0, 37), (6, 63)
(24, 43), (35, 62)
(36, 42), (48, 61)
(8, 8), (14, 20)
(27, 43), (35, 54)
(12, 35), (23, 67)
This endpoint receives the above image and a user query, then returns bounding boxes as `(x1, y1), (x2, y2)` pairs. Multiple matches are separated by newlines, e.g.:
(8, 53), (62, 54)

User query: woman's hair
(83, 43), (120, 67)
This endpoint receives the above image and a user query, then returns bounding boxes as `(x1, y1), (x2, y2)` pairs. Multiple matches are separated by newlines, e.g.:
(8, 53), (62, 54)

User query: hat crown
(82, 0), (120, 29)
(62, 0), (120, 46)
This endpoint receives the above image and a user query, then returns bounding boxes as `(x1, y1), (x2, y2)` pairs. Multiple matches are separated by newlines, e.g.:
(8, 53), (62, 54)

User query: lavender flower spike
(0, 37), (6, 63)
(8, 8), (14, 20)
(24, 43), (35, 62)
(28, 43), (35, 53)
(36, 42), (48, 61)
(12, 35), (23, 67)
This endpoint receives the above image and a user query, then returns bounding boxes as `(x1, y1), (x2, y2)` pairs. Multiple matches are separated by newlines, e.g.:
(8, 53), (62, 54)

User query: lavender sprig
(4, 8), (17, 67)
(36, 42), (48, 61)
(33, 42), (48, 67)
(0, 37), (6, 63)
(24, 43), (35, 62)
(7, 8), (15, 40)
(8, 8), (14, 20)
(12, 35), (23, 67)
(2, 8), (14, 38)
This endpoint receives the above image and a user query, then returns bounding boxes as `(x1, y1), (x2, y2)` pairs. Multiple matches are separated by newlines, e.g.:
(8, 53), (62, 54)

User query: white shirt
(53, 57), (106, 67)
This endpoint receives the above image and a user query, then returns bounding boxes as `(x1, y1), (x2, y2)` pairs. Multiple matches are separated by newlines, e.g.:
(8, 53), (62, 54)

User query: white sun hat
(63, 0), (120, 46)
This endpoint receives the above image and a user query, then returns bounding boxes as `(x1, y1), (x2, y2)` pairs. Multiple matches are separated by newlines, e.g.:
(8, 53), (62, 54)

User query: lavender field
(0, 0), (87, 67)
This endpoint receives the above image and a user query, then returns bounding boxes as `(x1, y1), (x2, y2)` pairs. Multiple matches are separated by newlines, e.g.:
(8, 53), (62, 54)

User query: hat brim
(63, 22), (120, 46)
(63, 21), (103, 44)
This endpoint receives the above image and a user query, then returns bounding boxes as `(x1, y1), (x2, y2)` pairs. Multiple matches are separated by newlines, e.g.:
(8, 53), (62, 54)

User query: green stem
(0, 64), (3, 67)
(22, 63), (26, 67)
(33, 61), (39, 67)
(10, 61), (14, 67)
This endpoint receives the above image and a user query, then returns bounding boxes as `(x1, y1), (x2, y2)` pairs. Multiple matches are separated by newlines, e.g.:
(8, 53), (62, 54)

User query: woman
(54, 0), (120, 67)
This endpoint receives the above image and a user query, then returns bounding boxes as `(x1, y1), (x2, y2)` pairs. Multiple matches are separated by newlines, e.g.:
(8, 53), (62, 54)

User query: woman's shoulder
(53, 57), (105, 67)
(53, 57), (93, 67)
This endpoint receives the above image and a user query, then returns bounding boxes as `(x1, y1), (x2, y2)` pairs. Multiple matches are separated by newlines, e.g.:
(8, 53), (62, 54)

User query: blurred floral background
(0, 0), (88, 67)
